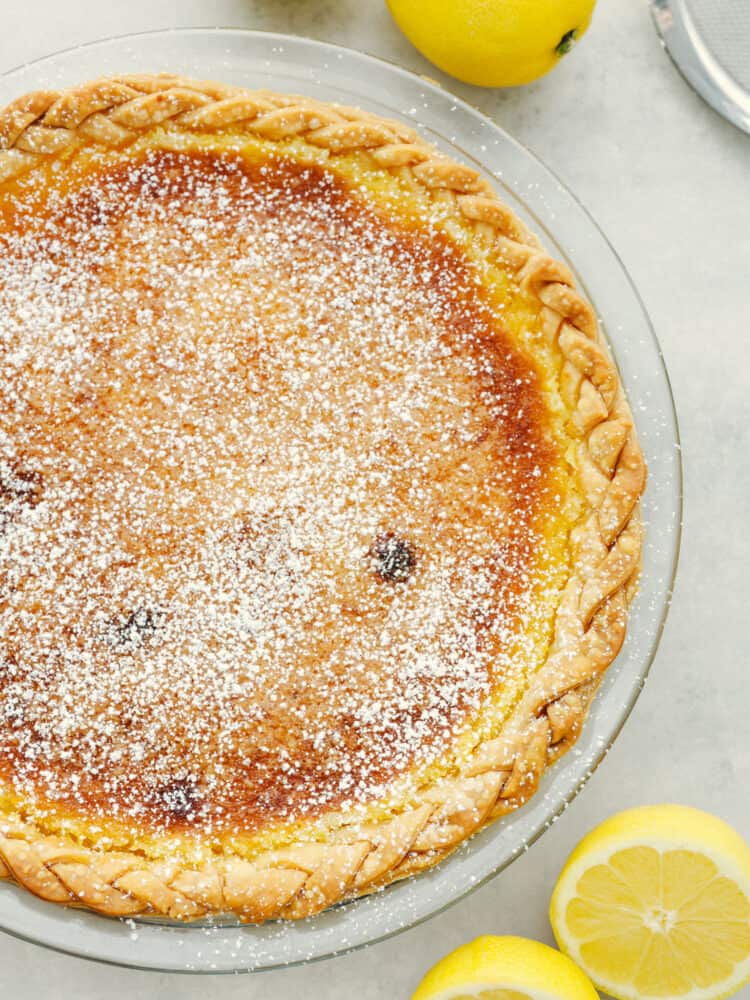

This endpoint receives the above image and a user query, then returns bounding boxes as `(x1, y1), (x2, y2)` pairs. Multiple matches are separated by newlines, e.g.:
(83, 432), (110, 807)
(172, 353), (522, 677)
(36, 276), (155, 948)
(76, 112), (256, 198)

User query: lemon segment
(550, 805), (750, 1000)
(411, 935), (598, 1000)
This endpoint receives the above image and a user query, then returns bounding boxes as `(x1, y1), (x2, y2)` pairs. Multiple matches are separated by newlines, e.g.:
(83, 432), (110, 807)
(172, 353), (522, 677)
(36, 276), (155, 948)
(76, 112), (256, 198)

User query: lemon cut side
(550, 805), (750, 1000)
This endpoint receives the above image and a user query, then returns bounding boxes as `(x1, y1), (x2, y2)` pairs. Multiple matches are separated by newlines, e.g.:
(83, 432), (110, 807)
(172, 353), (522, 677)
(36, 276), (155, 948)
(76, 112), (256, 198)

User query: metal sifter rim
(651, 0), (750, 134)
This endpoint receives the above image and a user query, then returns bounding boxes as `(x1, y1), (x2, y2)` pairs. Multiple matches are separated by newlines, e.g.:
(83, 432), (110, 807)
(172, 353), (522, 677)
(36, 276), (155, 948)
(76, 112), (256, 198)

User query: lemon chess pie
(0, 75), (646, 922)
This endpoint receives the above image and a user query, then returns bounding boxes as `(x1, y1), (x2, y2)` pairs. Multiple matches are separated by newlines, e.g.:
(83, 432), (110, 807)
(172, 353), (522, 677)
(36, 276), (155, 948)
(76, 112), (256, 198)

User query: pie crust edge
(0, 74), (646, 922)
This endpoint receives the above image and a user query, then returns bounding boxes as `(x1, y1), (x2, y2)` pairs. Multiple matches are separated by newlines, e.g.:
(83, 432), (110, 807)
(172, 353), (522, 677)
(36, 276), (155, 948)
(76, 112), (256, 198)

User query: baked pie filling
(0, 78), (645, 920)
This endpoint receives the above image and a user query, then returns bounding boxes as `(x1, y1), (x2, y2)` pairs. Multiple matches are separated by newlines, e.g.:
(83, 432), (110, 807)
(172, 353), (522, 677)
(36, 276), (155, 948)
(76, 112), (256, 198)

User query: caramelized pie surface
(0, 142), (572, 840)
(0, 79), (647, 925)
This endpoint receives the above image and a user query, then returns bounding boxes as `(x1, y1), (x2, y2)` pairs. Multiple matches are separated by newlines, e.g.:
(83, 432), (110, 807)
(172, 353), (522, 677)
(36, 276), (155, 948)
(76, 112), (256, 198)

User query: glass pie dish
(0, 27), (681, 974)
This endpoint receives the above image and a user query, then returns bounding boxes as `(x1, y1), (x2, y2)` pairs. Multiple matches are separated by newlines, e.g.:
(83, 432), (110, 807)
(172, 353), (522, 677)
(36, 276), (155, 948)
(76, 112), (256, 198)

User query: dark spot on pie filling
(154, 778), (202, 822)
(0, 651), (18, 678)
(0, 464), (43, 528)
(369, 532), (416, 583)
(107, 607), (161, 652)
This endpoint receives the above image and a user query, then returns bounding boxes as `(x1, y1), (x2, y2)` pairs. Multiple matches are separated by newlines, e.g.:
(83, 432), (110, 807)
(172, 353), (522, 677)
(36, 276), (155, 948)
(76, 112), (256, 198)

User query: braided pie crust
(0, 75), (645, 923)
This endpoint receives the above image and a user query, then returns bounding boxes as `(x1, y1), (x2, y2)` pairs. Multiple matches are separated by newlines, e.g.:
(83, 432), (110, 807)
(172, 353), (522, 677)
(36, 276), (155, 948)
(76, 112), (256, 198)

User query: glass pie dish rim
(0, 26), (682, 975)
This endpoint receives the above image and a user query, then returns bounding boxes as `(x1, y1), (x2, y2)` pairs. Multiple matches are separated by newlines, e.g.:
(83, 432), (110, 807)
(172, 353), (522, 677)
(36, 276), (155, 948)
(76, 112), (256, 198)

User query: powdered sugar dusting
(0, 149), (556, 836)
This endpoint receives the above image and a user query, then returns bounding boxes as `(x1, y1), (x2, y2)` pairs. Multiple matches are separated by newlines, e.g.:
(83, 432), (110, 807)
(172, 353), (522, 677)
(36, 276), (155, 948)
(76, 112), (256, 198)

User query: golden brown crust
(0, 74), (646, 922)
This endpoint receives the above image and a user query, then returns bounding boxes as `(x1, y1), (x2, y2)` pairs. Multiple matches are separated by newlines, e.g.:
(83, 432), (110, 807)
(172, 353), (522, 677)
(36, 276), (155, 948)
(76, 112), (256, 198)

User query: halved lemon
(550, 805), (750, 1000)
(411, 935), (598, 1000)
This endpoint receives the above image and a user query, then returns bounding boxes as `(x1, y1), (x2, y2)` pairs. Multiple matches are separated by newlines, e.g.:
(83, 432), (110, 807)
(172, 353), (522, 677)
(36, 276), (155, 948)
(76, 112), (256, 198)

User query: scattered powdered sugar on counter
(0, 149), (554, 836)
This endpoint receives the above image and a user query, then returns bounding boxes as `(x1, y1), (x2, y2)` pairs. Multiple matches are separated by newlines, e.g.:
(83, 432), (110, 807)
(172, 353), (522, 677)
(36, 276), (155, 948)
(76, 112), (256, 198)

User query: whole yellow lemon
(386, 0), (597, 87)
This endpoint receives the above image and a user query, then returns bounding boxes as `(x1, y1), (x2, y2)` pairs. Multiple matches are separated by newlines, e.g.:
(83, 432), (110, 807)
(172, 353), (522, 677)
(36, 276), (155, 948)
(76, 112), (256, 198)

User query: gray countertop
(1, 0), (749, 996)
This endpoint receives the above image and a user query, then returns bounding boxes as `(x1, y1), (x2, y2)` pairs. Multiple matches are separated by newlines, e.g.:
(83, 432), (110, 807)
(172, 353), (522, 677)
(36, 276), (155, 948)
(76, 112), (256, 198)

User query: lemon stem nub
(555, 29), (577, 56)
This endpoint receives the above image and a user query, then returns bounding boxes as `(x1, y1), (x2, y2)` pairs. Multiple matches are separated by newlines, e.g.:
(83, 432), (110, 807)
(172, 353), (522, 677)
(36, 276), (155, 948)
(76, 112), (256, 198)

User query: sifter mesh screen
(686, 0), (750, 90)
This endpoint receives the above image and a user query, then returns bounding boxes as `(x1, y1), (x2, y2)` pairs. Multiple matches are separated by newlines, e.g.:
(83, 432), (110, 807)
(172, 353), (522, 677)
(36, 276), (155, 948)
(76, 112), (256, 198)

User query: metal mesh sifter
(651, 0), (750, 133)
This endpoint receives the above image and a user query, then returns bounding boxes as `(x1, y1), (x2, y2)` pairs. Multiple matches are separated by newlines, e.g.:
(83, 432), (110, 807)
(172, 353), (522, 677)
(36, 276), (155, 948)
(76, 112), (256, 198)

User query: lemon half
(550, 805), (750, 1000)
(411, 935), (598, 1000)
